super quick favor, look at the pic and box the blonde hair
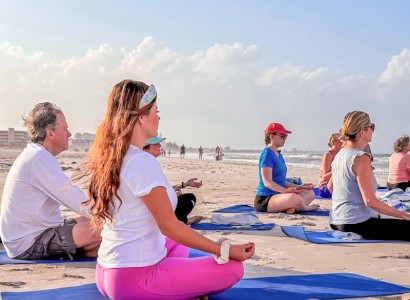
[327,133,341,147]
[393,135,409,153]
[340,111,371,142]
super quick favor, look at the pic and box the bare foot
[305,204,320,211]
[187,216,204,225]
[285,208,296,214]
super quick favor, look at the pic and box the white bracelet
[213,238,231,264]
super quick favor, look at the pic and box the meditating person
[386,135,410,191]
[76,80,255,299]
[318,132,342,198]
[254,122,318,214]
[328,111,410,240]
[143,136,204,224]
[0,102,101,260]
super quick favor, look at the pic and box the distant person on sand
[180,144,186,159]
[387,135,410,191]
[144,136,204,225]
[318,133,342,198]
[198,146,203,160]
[0,102,101,260]
[254,122,318,214]
[76,80,255,299]
[328,111,410,240]
[215,146,223,161]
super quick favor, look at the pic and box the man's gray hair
[23,102,63,143]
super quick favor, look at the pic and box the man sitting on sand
[0,102,101,260]
[144,136,204,224]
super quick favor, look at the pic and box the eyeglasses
[363,123,375,132]
[273,133,288,139]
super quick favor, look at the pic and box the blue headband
[139,85,157,109]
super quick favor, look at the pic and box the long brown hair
[75,80,155,229]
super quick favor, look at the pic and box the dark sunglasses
[363,123,375,131]
[273,133,288,139]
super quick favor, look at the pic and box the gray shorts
[15,218,81,260]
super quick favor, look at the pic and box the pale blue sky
[1,1,409,152]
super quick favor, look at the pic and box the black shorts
[386,180,410,191]
[15,218,81,260]
[254,195,273,212]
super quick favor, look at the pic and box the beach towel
[2,273,409,300]
[0,248,208,265]
[191,222,274,231]
[211,213,262,225]
[281,226,402,244]
[214,204,329,216]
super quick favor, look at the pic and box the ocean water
[182,150,390,176]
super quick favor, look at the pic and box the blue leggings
[96,238,244,299]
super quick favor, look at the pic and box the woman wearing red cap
[255,122,319,214]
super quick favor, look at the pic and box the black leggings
[175,193,196,224]
[330,217,410,241]
[386,180,410,191]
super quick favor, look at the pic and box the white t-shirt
[0,143,88,258]
[97,146,178,268]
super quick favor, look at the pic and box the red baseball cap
[264,122,292,135]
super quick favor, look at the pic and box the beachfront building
[0,128,28,147]
[70,132,95,151]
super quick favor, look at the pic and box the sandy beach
[0,149,409,299]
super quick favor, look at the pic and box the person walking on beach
[254,122,318,214]
[386,135,410,191]
[180,144,186,159]
[76,80,255,299]
[198,146,204,160]
[328,111,410,240]
[318,132,342,198]
[143,136,204,225]
[0,102,101,260]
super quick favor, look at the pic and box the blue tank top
[256,147,287,196]
[330,148,378,225]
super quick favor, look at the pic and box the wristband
[213,238,231,264]
[181,181,186,189]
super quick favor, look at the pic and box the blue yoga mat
[313,187,388,199]
[2,273,409,300]
[313,187,328,200]
[281,226,401,244]
[0,248,208,265]
[191,222,275,231]
[210,272,410,300]
[214,204,329,216]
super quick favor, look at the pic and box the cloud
[379,48,410,84]
[0,40,409,153]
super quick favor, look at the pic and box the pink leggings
[96,238,244,299]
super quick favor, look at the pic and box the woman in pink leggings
[76,80,255,299]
